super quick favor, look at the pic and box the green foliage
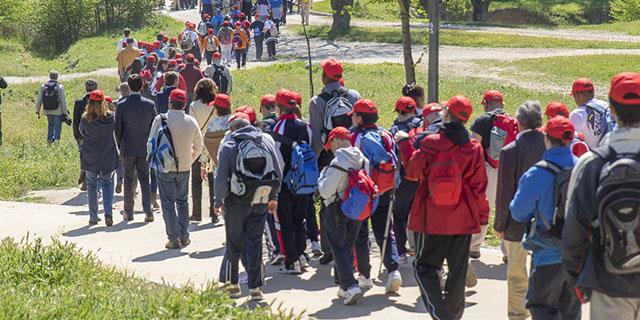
[610,0,640,22]
[442,0,473,20]
[0,237,297,319]
[576,20,640,35]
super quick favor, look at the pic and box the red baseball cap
[275,89,298,109]
[185,53,195,62]
[170,37,177,44]
[203,13,210,19]
[211,93,231,109]
[244,20,251,28]
[481,90,504,105]
[212,52,222,60]
[236,105,257,123]
[234,21,241,27]
[105,96,113,104]
[320,58,343,81]
[323,126,352,150]
[260,94,276,107]
[208,28,214,35]
[228,112,250,123]
[89,90,104,101]
[422,102,443,118]
[153,40,161,48]
[395,96,417,113]
[233,4,238,9]
[571,78,595,96]
[545,101,570,118]
[240,12,246,18]
[146,55,156,63]
[447,95,473,122]
[175,53,183,59]
[544,116,575,142]
[223,20,230,26]
[610,72,640,105]
[348,99,377,116]
[169,89,187,103]
[178,63,186,69]
[163,36,169,43]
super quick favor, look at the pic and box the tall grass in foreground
[0,237,299,319]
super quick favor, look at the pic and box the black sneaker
[165,239,181,249]
[115,181,123,194]
[211,214,220,224]
[88,219,99,226]
[469,251,481,259]
[124,212,134,221]
[189,215,202,222]
[180,237,191,247]
[145,213,154,223]
[319,253,333,265]
[105,216,113,227]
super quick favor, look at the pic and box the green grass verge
[311,0,421,22]
[574,20,640,36]
[0,62,573,199]
[0,16,183,77]
[290,25,640,49]
[0,237,295,319]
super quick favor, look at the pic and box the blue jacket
[155,86,176,114]
[510,146,576,266]
[211,14,224,34]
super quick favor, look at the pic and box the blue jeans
[86,171,115,222]
[46,114,62,142]
[157,171,190,241]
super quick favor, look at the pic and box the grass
[0,16,183,77]
[0,237,296,319]
[483,54,640,89]
[574,20,640,35]
[311,0,420,22]
[290,25,640,49]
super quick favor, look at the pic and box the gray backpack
[229,137,279,205]
[592,146,640,274]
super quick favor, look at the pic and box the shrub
[611,0,640,22]
[584,0,611,24]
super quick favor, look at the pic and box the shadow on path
[471,260,507,281]
[62,221,146,237]
[132,249,189,262]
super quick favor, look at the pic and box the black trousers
[393,177,418,256]
[191,161,214,218]
[277,184,309,267]
[254,35,264,60]
[325,202,362,290]
[526,263,582,320]
[319,202,332,254]
[123,155,152,214]
[305,197,319,242]
[414,233,471,320]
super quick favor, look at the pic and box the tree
[471,0,490,21]
[330,0,354,37]
[397,0,415,84]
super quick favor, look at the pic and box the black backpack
[212,65,229,93]
[591,146,640,274]
[42,83,59,110]
[533,160,572,240]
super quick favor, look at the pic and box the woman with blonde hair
[80,90,119,226]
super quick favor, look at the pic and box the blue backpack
[330,164,379,221]
[147,114,179,173]
[284,142,319,195]
[356,128,397,194]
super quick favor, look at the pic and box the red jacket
[403,131,489,235]
[154,73,187,92]
[179,64,203,94]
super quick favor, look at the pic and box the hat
[223,20,230,26]
[178,63,186,69]
[212,52,222,60]
[571,78,595,96]
[163,36,169,43]
[169,89,187,103]
[323,126,352,151]
[105,96,113,104]
[244,20,251,28]
[545,101,570,118]
[228,112,250,123]
[234,21,241,27]
[481,90,503,105]
[153,40,161,48]
[320,58,343,81]
[236,105,257,123]
[447,95,473,122]
[395,96,417,113]
[211,93,231,109]
[275,89,298,109]
[348,99,377,116]
[610,72,640,105]
[260,94,276,107]
[89,90,104,101]
[233,4,238,9]
[175,53,183,59]
[203,13,210,19]
[208,28,214,35]
[170,37,177,44]
[185,20,192,26]
[185,53,195,62]
[544,116,575,143]
[422,102,442,118]
[240,12,246,18]
[294,92,302,106]
[146,55,156,63]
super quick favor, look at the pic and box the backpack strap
[534,160,562,175]
[200,107,216,133]
[590,145,617,163]
[160,114,179,171]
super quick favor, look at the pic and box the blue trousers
[325,202,362,290]
[158,171,190,241]
[46,114,62,142]
[86,171,114,222]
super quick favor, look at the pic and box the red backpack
[352,128,397,194]
[427,144,463,206]
[332,165,380,221]
[486,113,518,168]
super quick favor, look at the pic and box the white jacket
[318,147,369,206]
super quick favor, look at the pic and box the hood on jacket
[333,147,367,171]
[442,121,470,146]
[231,125,263,143]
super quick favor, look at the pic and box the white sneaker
[398,254,409,265]
[270,253,285,266]
[343,285,363,305]
[337,287,345,298]
[249,288,263,301]
[358,275,373,292]
[279,261,302,275]
[311,241,322,256]
[385,270,403,294]
[299,254,309,269]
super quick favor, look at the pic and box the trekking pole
[378,169,398,279]
[302,21,314,96]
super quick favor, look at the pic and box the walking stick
[378,169,398,278]
[302,21,314,97]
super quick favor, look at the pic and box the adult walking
[35,71,69,144]
[300,0,312,25]
[179,54,204,105]
[203,52,233,94]
[73,79,99,191]
[250,16,265,61]
[79,90,119,227]
[117,38,141,82]
[569,78,613,149]
[115,74,158,222]
[0,76,8,146]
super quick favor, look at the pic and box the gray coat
[494,129,546,242]
[35,80,69,116]
[79,112,119,175]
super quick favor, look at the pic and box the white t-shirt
[569,99,610,149]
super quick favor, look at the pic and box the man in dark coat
[73,79,98,190]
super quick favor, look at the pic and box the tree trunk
[330,0,354,37]
[397,0,415,84]
[472,0,490,21]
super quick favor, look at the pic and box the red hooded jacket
[403,130,489,235]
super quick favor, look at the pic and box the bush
[611,0,640,22]
[584,0,611,24]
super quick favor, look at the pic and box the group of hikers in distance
[28,15,640,320]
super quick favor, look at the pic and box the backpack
[392,116,423,135]
[147,115,179,173]
[355,128,396,194]
[42,83,60,110]
[585,100,615,146]
[229,138,280,205]
[486,112,519,168]
[591,147,640,274]
[267,23,279,37]
[232,32,243,50]
[427,144,462,206]
[180,32,194,51]
[198,21,208,36]
[206,37,218,52]
[319,90,353,143]
[530,160,572,242]
[330,164,379,221]
[284,142,319,195]
[211,64,229,93]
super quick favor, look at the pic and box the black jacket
[0,77,7,106]
[494,130,546,241]
[79,112,119,175]
[73,94,90,141]
[115,93,157,157]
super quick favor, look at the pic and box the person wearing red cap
[509,115,580,319]
[197,13,213,37]
[203,51,233,94]
[231,4,242,22]
[469,89,516,260]
[493,101,546,320]
[179,53,204,106]
[317,126,369,305]
[231,21,249,70]
[149,88,203,249]
[544,101,589,158]
[202,28,221,65]
[79,89,119,227]
[259,94,278,131]
[249,15,266,61]
[569,77,614,149]
[263,14,279,60]
[218,20,234,66]
[199,0,214,17]
[163,37,183,58]
[404,95,489,320]
[180,22,202,63]
[564,72,640,318]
